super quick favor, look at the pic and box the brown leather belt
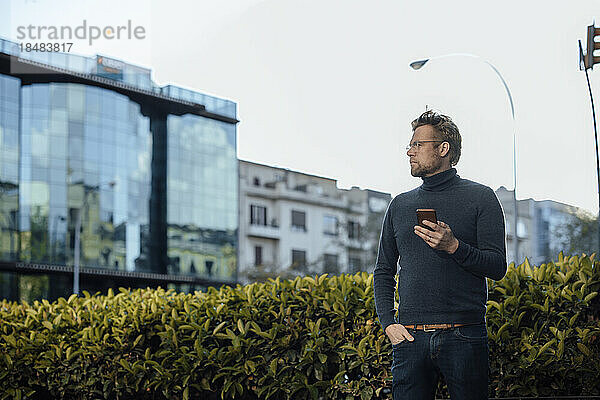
[403,323,469,332]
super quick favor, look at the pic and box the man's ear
[439,142,451,157]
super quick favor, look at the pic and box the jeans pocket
[454,323,488,340]
[392,337,414,350]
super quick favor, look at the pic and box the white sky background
[2,0,600,214]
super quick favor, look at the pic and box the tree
[552,209,598,257]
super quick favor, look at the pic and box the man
[373,110,507,399]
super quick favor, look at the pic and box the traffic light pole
[579,39,600,254]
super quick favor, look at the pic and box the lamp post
[410,53,519,264]
[51,215,66,262]
[73,181,115,295]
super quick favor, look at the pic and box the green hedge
[486,253,600,397]
[0,253,599,400]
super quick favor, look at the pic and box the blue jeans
[391,323,489,400]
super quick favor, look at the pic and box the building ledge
[0,260,236,287]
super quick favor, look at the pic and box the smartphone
[416,209,437,231]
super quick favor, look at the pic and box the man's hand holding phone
[414,209,459,254]
[385,323,414,345]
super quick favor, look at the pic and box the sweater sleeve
[450,187,507,281]
[373,201,399,332]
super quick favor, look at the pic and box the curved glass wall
[167,115,237,282]
[19,82,151,271]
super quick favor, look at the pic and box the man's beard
[410,157,443,178]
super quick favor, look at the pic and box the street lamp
[73,181,115,295]
[410,53,520,264]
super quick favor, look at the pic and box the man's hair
[411,110,462,166]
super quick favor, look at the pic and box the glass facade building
[0,38,238,301]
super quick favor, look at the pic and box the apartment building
[496,186,588,265]
[238,160,390,283]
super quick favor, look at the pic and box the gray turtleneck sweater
[373,168,507,332]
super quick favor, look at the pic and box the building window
[168,256,181,274]
[254,245,263,266]
[253,177,260,186]
[349,256,361,273]
[291,249,306,269]
[517,219,527,238]
[324,253,339,274]
[323,215,338,236]
[250,205,267,226]
[294,184,307,192]
[348,220,360,239]
[291,210,306,231]
[205,260,214,276]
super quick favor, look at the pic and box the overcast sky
[2,0,600,214]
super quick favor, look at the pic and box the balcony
[344,237,364,250]
[247,222,280,240]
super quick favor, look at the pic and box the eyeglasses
[405,140,444,151]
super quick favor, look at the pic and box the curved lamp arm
[410,53,514,120]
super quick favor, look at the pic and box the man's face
[406,125,446,178]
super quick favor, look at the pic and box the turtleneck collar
[420,168,459,191]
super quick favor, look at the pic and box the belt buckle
[423,325,436,332]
